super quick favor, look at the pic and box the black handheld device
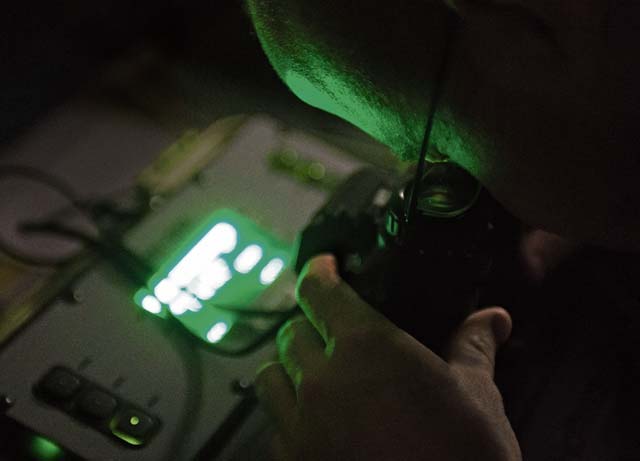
[294,163,516,353]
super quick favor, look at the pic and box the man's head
[247,0,640,250]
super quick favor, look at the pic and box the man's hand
[255,254,522,461]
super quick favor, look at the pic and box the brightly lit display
[134,209,291,344]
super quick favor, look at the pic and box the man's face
[248,0,640,250]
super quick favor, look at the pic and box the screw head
[0,395,15,412]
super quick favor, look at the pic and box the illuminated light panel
[141,295,162,314]
[260,258,285,285]
[134,209,292,345]
[233,244,263,274]
[206,322,229,343]
[168,222,237,287]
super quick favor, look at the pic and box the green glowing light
[285,71,345,120]
[134,209,292,345]
[129,416,140,426]
[233,244,263,274]
[110,419,144,447]
[29,436,62,460]
[284,70,385,147]
[206,322,229,343]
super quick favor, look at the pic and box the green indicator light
[110,419,144,447]
[29,436,62,460]
[134,209,292,344]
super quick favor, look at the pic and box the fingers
[296,254,382,343]
[277,317,326,389]
[445,307,512,379]
[255,362,297,438]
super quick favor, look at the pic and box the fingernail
[491,311,512,345]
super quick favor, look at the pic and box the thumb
[445,307,512,378]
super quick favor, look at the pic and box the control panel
[0,115,371,460]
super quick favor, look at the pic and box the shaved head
[248,0,640,250]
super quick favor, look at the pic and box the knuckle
[465,332,496,368]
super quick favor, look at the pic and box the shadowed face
[248,0,640,250]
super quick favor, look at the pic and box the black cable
[0,165,89,266]
[404,13,460,233]
[0,165,82,207]
[0,164,148,267]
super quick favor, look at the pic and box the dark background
[1,0,360,146]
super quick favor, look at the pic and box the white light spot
[188,278,216,301]
[154,278,179,303]
[260,258,285,285]
[168,223,237,287]
[141,295,162,314]
[169,293,202,316]
[206,322,229,343]
[199,258,232,290]
[233,245,263,274]
[208,223,238,253]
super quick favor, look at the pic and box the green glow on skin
[29,436,63,460]
[284,70,385,146]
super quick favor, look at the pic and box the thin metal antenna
[404,13,460,237]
